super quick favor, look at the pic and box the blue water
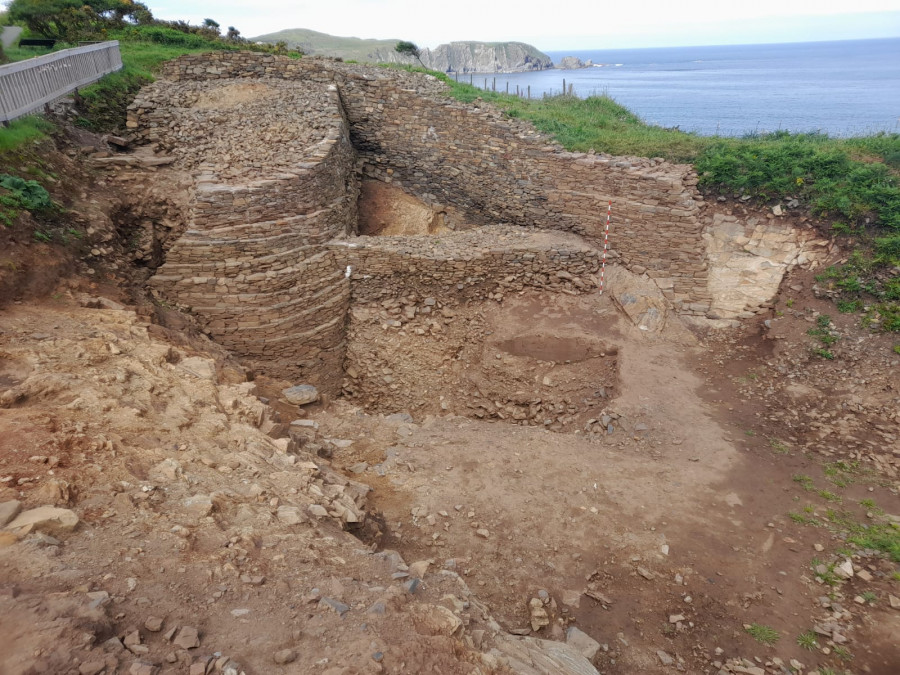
[460,38,900,137]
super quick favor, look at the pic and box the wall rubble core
[128,52,723,391]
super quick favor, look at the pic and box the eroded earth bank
[1,54,898,675]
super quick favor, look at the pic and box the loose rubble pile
[0,298,614,675]
[342,294,618,431]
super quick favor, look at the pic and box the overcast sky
[70,1,900,48]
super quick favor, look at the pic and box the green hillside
[251,28,403,62]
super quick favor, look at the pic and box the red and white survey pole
[599,200,611,295]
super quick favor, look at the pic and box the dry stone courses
[128,52,812,393]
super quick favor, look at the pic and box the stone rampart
[129,52,720,392]
[150,52,710,315]
[133,77,358,391]
[330,226,602,302]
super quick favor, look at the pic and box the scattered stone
[102,637,124,653]
[129,662,156,675]
[273,649,297,665]
[657,650,674,666]
[834,559,854,579]
[566,626,601,660]
[173,626,200,649]
[528,597,550,631]
[282,384,319,405]
[241,574,265,586]
[276,505,305,526]
[79,661,106,675]
[669,614,685,624]
[182,495,214,520]
[476,528,490,538]
[148,458,182,482]
[637,566,655,580]
[144,616,164,632]
[561,589,582,608]
[409,560,431,578]
[319,597,350,616]
[856,569,873,582]
[307,504,328,518]
[3,506,78,535]
[889,594,900,610]
[0,500,32,530]
[231,608,251,617]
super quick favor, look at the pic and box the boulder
[605,266,668,333]
[0,500,22,528]
[4,506,78,535]
[282,384,319,406]
[492,633,601,675]
[566,626,602,660]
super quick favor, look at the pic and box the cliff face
[251,28,554,73]
[351,41,554,73]
[420,41,553,73]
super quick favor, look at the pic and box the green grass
[769,438,789,454]
[824,460,859,487]
[789,511,821,526]
[818,489,843,503]
[796,630,818,650]
[811,558,841,586]
[0,116,55,153]
[3,42,77,63]
[793,474,815,491]
[833,646,853,662]
[745,623,780,645]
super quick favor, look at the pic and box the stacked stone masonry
[130,52,713,391]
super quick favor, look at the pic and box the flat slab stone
[4,506,78,535]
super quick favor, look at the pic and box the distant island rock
[251,28,553,73]
[555,56,594,70]
[419,42,553,73]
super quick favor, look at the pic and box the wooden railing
[0,41,122,123]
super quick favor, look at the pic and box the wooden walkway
[0,41,122,123]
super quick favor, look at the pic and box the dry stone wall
[330,226,602,302]
[131,77,358,391]
[154,52,711,315]
[130,52,721,392]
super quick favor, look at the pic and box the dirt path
[323,288,900,674]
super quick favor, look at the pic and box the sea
[459,38,900,137]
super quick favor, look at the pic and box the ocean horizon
[461,37,900,137]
